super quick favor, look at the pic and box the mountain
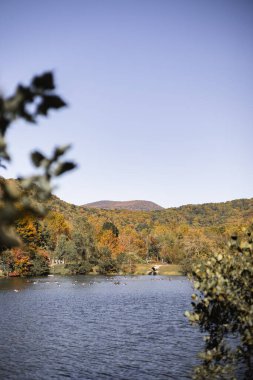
[82,200,164,211]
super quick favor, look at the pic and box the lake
[0,275,203,380]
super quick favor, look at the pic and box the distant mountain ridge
[82,200,164,211]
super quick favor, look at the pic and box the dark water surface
[0,275,203,380]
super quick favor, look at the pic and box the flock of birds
[12,274,170,293]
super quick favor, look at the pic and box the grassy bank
[1,264,183,277]
[49,263,183,276]
[49,264,69,275]
[131,263,182,276]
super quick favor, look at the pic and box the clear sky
[0,0,252,208]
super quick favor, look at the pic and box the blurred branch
[0,71,76,248]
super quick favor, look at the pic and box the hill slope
[1,177,253,277]
[82,200,164,211]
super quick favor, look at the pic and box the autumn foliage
[1,187,252,277]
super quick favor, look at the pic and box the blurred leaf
[4,183,20,200]
[32,72,55,90]
[0,117,9,135]
[31,151,46,167]
[53,144,71,160]
[54,161,76,176]
[16,85,34,102]
[0,226,22,248]
[37,95,66,115]
[19,108,36,123]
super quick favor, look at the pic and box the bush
[65,261,92,275]
[186,226,253,379]
[97,257,120,275]
[29,253,50,276]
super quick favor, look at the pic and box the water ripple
[0,276,203,379]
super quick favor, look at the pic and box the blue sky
[0,0,252,207]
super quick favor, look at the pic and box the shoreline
[49,263,183,277]
[0,264,183,278]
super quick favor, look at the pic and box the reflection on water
[0,276,203,380]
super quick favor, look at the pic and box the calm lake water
[0,275,203,380]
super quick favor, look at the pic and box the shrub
[185,226,253,379]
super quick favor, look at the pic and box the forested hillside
[0,177,252,277]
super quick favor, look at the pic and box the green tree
[97,247,120,275]
[102,221,119,237]
[54,234,74,261]
[29,251,50,276]
[0,249,15,275]
[72,217,97,261]
[147,236,160,261]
